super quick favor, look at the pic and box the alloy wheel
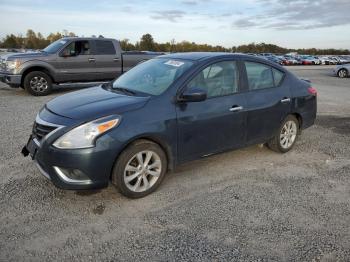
[30,76,48,92]
[338,69,347,78]
[124,150,162,193]
[280,120,297,149]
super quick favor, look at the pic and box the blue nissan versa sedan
[22,53,317,198]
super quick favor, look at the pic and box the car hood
[0,53,16,60]
[46,86,150,120]
[5,51,49,61]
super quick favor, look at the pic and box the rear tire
[24,71,53,96]
[337,69,348,78]
[267,115,299,153]
[111,139,167,198]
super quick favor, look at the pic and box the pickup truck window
[62,41,91,56]
[95,40,116,55]
[112,58,193,95]
[43,39,68,54]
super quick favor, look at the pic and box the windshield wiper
[112,86,136,96]
[102,81,112,89]
[102,82,136,96]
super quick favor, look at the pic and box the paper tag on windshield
[164,60,184,67]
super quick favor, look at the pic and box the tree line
[0,29,76,50]
[1,29,349,55]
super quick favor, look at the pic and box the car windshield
[43,39,69,53]
[112,58,193,95]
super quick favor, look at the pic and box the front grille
[32,122,57,141]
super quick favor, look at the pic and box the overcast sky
[1,0,350,49]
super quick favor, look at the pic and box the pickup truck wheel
[111,139,167,198]
[24,71,53,96]
[267,115,299,153]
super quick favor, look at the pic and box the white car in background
[313,57,322,65]
[282,55,300,65]
[330,56,342,65]
[319,56,332,65]
[299,55,321,65]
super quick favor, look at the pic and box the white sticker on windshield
[164,60,184,67]
[59,40,67,44]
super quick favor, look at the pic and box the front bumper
[22,114,124,190]
[0,72,22,87]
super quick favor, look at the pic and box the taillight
[308,87,317,96]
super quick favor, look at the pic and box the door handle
[229,106,243,112]
[280,98,291,103]
[113,58,120,62]
[88,58,95,62]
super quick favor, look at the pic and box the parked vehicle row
[253,53,350,78]
[249,53,350,66]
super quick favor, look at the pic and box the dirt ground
[0,66,349,261]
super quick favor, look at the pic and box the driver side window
[188,61,239,98]
[62,41,91,56]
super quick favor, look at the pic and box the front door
[55,40,98,82]
[176,60,247,163]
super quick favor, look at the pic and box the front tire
[267,115,299,153]
[111,139,167,198]
[24,71,53,96]
[337,69,348,78]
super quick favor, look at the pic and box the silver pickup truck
[0,37,163,96]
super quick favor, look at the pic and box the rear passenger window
[245,62,274,90]
[272,68,284,86]
[95,40,116,55]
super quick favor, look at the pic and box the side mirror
[178,87,207,102]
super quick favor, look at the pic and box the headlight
[53,116,120,149]
[6,60,21,70]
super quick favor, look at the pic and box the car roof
[159,52,239,61]
[159,52,268,62]
[61,37,115,41]
[158,52,285,70]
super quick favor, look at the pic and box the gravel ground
[0,66,349,261]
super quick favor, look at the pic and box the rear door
[55,40,98,82]
[176,60,247,163]
[91,40,122,80]
[242,60,291,144]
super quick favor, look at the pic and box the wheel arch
[290,112,303,131]
[337,67,348,74]
[110,135,175,180]
[21,66,54,87]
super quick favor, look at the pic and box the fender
[120,133,176,171]
[19,60,58,82]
